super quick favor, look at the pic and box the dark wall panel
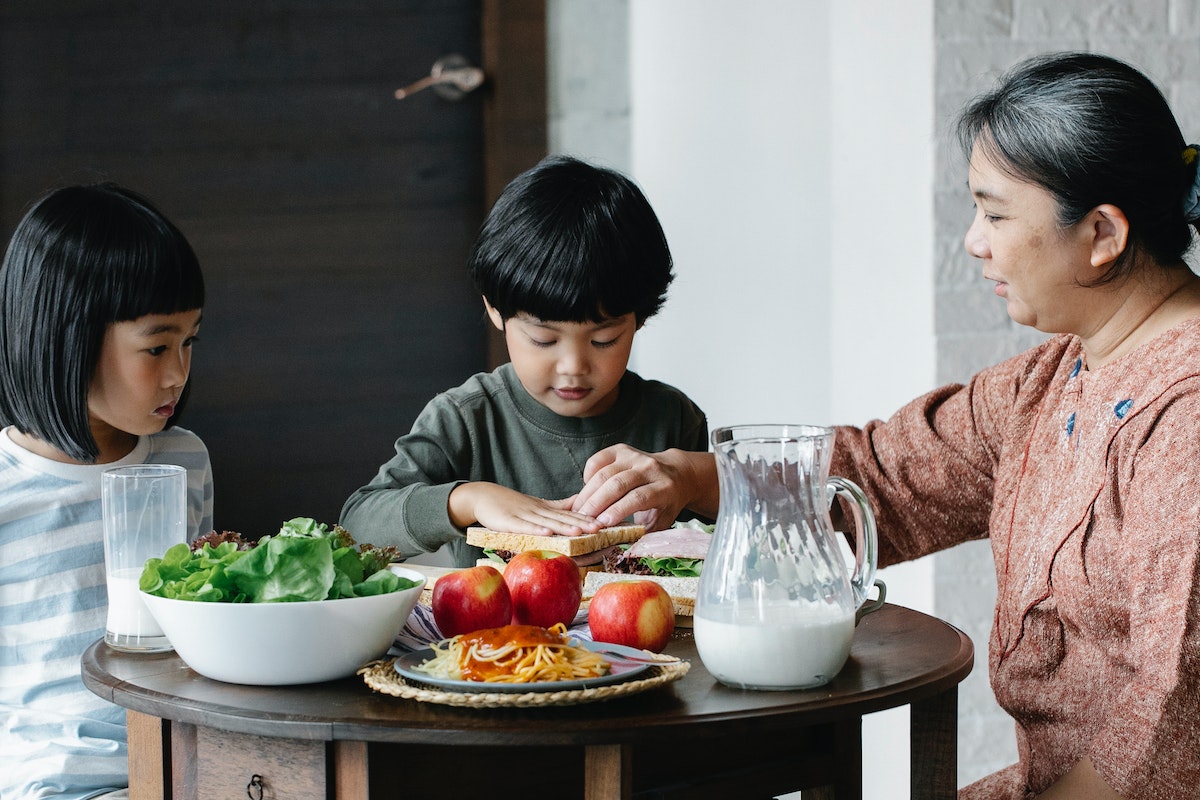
[0,1,490,536]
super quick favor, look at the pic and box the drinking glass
[102,464,187,652]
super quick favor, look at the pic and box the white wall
[627,2,833,429]
[828,1,937,793]
[622,1,935,797]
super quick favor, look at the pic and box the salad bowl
[142,565,425,685]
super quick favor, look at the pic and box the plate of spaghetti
[394,622,651,693]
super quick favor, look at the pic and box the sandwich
[467,524,647,577]
[582,521,713,623]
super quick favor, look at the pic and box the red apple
[588,580,675,653]
[503,550,583,628]
[431,565,513,638]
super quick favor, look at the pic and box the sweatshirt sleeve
[1087,386,1200,798]
[827,348,1040,567]
[339,393,474,559]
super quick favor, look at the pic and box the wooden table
[82,603,972,800]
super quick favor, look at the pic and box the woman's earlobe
[1089,204,1129,268]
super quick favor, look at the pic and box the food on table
[584,572,699,619]
[431,564,513,637]
[413,622,609,683]
[139,517,416,602]
[188,530,255,551]
[584,521,713,619]
[602,520,711,577]
[468,523,646,577]
[503,550,584,628]
[587,579,675,652]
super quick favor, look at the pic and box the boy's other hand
[449,482,603,537]
[572,446,719,531]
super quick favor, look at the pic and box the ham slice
[571,544,621,567]
[624,527,712,561]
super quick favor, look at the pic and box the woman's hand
[448,482,602,536]
[570,445,719,530]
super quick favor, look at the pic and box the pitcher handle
[827,476,879,612]
[855,579,887,624]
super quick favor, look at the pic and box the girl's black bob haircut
[468,155,674,324]
[0,183,205,462]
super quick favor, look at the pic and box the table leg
[910,687,958,800]
[799,718,861,800]
[126,711,169,800]
[584,743,632,800]
[331,741,370,800]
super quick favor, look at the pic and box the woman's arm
[570,445,719,530]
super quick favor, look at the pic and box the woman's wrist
[678,450,719,518]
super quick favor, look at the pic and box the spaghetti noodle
[413,623,609,683]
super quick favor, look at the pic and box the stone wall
[933,0,1200,784]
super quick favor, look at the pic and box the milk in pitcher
[695,602,855,690]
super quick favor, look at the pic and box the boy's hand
[449,482,603,537]
[571,445,719,530]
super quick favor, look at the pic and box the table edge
[82,603,975,746]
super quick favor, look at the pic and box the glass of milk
[102,464,187,652]
[695,425,884,690]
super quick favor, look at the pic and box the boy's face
[486,301,638,418]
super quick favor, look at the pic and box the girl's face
[963,144,1098,333]
[88,309,202,449]
[486,302,637,418]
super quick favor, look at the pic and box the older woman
[571,53,1200,799]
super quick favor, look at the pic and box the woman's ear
[482,297,505,331]
[1088,204,1130,269]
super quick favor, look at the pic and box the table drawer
[172,724,327,800]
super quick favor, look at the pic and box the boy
[340,156,708,567]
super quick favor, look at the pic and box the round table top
[82,603,973,748]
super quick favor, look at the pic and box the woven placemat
[359,654,690,708]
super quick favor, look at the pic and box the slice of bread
[476,557,605,576]
[465,524,646,558]
[582,571,698,617]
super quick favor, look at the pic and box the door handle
[394,54,485,101]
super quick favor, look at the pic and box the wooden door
[0,1,544,536]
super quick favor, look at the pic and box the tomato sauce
[458,624,564,681]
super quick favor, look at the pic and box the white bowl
[141,565,425,685]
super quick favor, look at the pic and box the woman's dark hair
[957,52,1199,283]
[0,183,205,462]
[468,155,674,324]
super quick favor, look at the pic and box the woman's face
[963,144,1097,333]
[88,309,202,447]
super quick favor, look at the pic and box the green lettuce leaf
[638,555,705,578]
[140,517,416,603]
[224,535,335,602]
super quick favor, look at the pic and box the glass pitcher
[694,424,885,690]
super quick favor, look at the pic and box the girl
[0,184,213,799]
